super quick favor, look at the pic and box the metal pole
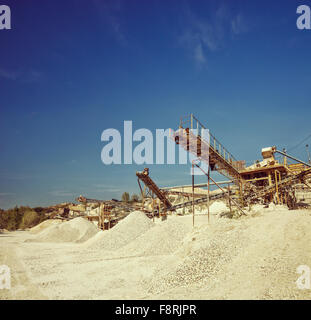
[108,209,111,230]
[207,166,210,223]
[192,159,246,215]
[152,192,154,222]
[276,149,311,168]
[99,203,102,230]
[303,181,311,191]
[282,148,287,166]
[275,170,280,204]
[278,171,283,204]
[228,184,232,214]
[306,144,311,164]
[192,163,195,227]
[161,180,234,190]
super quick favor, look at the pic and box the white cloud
[92,184,121,193]
[179,4,248,67]
[231,14,248,35]
[66,159,78,165]
[23,70,43,83]
[0,68,19,80]
[49,190,75,197]
[0,171,35,180]
[0,68,43,82]
[194,42,206,65]
[0,192,15,197]
[92,0,127,46]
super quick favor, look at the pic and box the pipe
[161,180,234,190]
[275,149,311,168]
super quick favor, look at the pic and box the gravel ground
[29,219,63,235]
[25,217,99,243]
[1,206,311,300]
[84,210,154,251]
[115,215,194,257]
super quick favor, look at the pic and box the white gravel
[116,215,194,257]
[85,210,154,251]
[26,217,99,243]
[2,204,311,300]
[29,219,63,235]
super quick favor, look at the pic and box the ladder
[171,114,244,183]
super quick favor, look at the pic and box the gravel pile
[29,219,63,235]
[26,217,99,243]
[144,218,247,294]
[85,210,154,251]
[117,216,193,256]
[208,201,229,214]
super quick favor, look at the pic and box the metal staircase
[171,114,244,183]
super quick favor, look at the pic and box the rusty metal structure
[76,195,143,229]
[135,114,311,222]
[136,168,172,209]
[76,114,311,228]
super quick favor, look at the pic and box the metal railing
[179,114,242,171]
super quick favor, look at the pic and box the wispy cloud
[0,193,16,207]
[23,70,43,83]
[0,68,43,82]
[179,4,248,67]
[0,68,19,80]
[194,42,206,65]
[66,159,78,165]
[92,184,121,193]
[49,190,75,197]
[231,14,248,35]
[92,0,127,46]
[0,171,36,180]
[0,192,15,197]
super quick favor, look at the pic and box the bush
[131,194,139,202]
[0,206,47,230]
[122,192,130,203]
[19,210,46,229]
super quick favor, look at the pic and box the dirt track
[1,206,311,300]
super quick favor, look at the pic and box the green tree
[131,194,139,202]
[121,192,130,203]
[0,205,47,231]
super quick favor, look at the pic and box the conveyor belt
[136,168,172,208]
[170,190,228,210]
[246,167,311,202]
[171,115,243,183]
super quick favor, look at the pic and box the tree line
[121,192,140,203]
[0,206,48,231]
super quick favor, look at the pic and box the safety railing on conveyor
[179,114,239,167]
[175,114,244,180]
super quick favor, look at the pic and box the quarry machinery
[81,114,311,223]
[76,195,144,228]
[136,168,172,219]
[140,114,311,213]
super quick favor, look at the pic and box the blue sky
[1,0,311,209]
